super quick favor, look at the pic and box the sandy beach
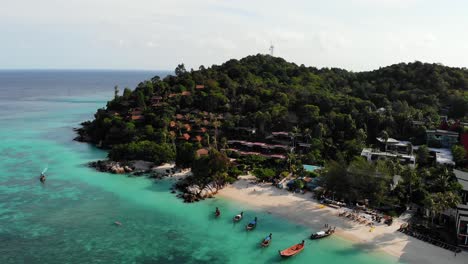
[218,179,467,264]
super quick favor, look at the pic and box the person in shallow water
[39,173,46,183]
[215,207,220,216]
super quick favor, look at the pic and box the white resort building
[361,138,416,167]
[454,169,468,248]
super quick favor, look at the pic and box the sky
[1,0,468,71]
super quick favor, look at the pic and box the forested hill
[79,54,468,164]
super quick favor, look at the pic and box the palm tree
[380,130,389,151]
[213,118,221,149]
[303,128,312,143]
[177,121,183,136]
[291,126,301,151]
[286,152,297,174]
[433,167,451,192]
[169,131,176,150]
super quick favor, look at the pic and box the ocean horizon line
[0,68,172,72]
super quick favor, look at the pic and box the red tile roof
[181,133,190,141]
[131,115,144,121]
[170,121,176,128]
[195,85,205,89]
[196,148,209,156]
[181,91,191,96]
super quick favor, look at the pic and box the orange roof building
[196,148,209,156]
[181,91,192,96]
[195,84,205,89]
[131,115,144,121]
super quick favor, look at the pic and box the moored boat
[233,211,243,222]
[246,217,257,231]
[310,228,335,239]
[279,240,305,258]
[261,233,272,247]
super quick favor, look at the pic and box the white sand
[218,179,467,264]
[152,163,192,178]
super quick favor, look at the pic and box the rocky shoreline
[87,159,222,202]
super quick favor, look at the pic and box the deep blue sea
[0,70,401,263]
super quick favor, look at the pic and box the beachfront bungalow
[296,143,312,154]
[227,140,289,155]
[453,169,468,247]
[426,129,459,148]
[225,148,286,160]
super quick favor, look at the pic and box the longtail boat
[246,217,257,231]
[278,241,305,258]
[310,228,335,239]
[261,233,272,247]
[233,212,243,222]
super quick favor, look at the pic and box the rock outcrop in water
[175,179,225,203]
[88,160,134,174]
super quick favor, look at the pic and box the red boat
[278,241,305,258]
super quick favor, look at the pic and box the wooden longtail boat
[310,229,335,239]
[246,217,257,231]
[261,234,272,247]
[278,241,305,258]
[233,212,243,222]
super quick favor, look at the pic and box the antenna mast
[269,42,274,56]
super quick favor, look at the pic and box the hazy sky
[1,0,467,71]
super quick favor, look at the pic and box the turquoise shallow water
[0,71,402,263]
